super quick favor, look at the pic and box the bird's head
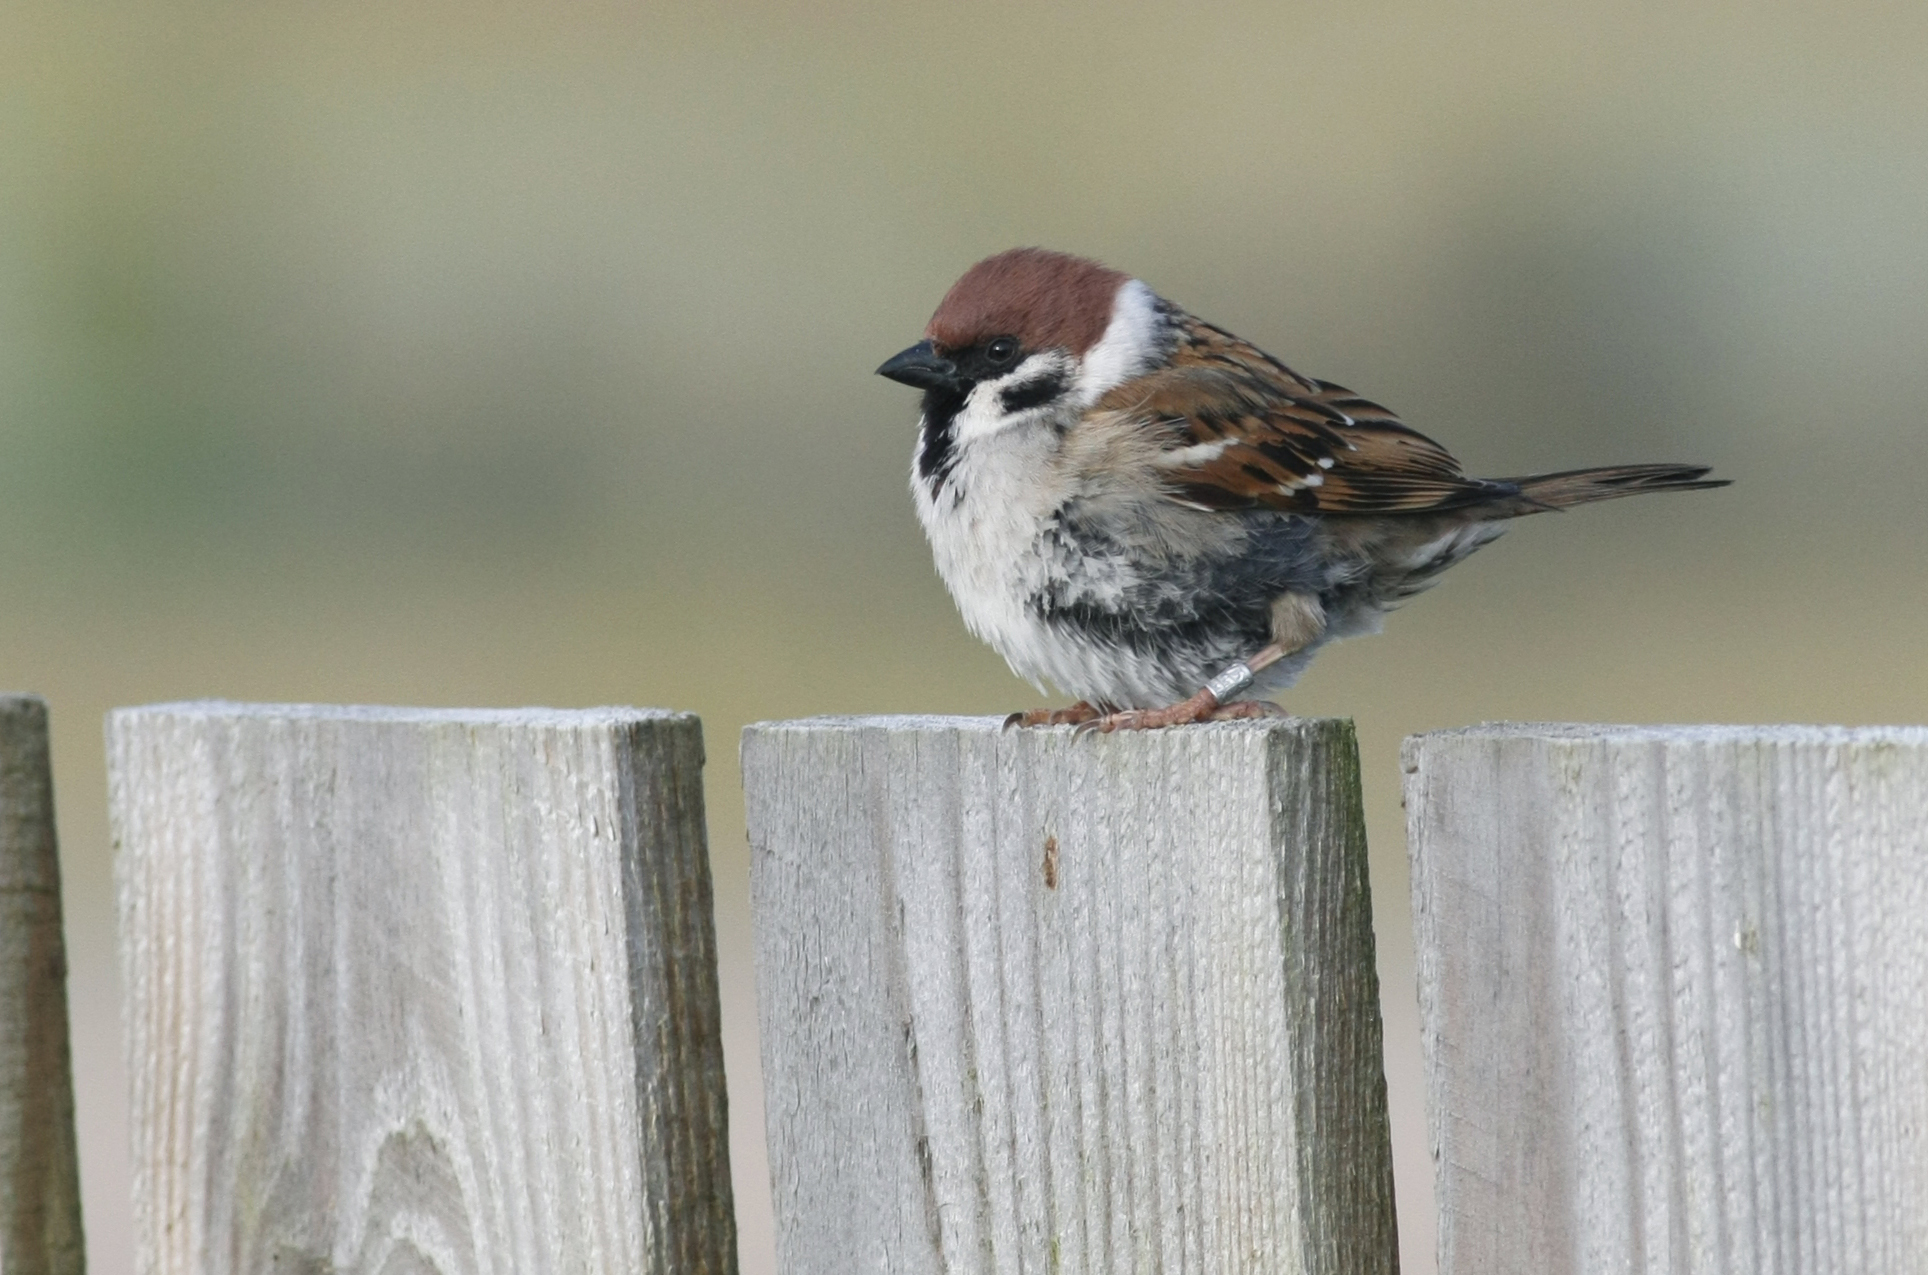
[877,248,1170,434]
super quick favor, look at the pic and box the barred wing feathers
[1114,315,1724,517]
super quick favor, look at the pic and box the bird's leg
[1003,700,1107,729]
[1079,592,1325,734]
[1078,643,1292,733]
[1206,698,1291,721]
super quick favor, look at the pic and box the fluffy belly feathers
[912,428,1313,707]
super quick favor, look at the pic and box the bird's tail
[1487,463,1728,516]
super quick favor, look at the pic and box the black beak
[876,340,962,393]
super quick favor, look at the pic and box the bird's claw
[1075,693,1286,734]
[1076,688,1217,734]
[1003,701,1105,730]
[1206,699,1290,721]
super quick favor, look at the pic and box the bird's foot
[1076,689,1284,734]
[1078,688,1216,733]
[1206,699,1290,721]
[1003,701,1105,729]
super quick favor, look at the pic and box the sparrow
[877,248,1728,732]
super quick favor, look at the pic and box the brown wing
[1103,316,1514,515]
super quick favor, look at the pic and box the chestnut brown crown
[925,248,1129,355]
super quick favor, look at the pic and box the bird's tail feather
[1489,463,1728,516]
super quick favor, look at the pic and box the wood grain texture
[1404,724,1928,1275]
[743,716,1397,1275]
[109,702,735,1275]
[0,696,85,1275]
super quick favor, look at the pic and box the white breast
[911,432,1178,705]
[909,276,1188,705]
[912,394,1077,693]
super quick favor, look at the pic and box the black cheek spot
[1000,372,1070,415]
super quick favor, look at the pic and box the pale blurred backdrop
[5,1,1927,1270]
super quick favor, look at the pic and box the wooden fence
[1404,724,1928,1274]
[107,703,735,1274]
[0,696,84,1275]
[0,698,1918,1272]
[741,716,1397,1275]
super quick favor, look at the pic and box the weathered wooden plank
[0,696,85,1275]
[743,715,1397,1275]
[1404,723,1928,1274]
[109,702,736,1275]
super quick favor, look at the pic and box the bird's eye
[985,336,1020,365]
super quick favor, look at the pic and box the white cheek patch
[1074,278,1162,404]
[951,383,1013,447]
[952,352,1074,445]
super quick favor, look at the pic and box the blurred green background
[5,1,1926,1270]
